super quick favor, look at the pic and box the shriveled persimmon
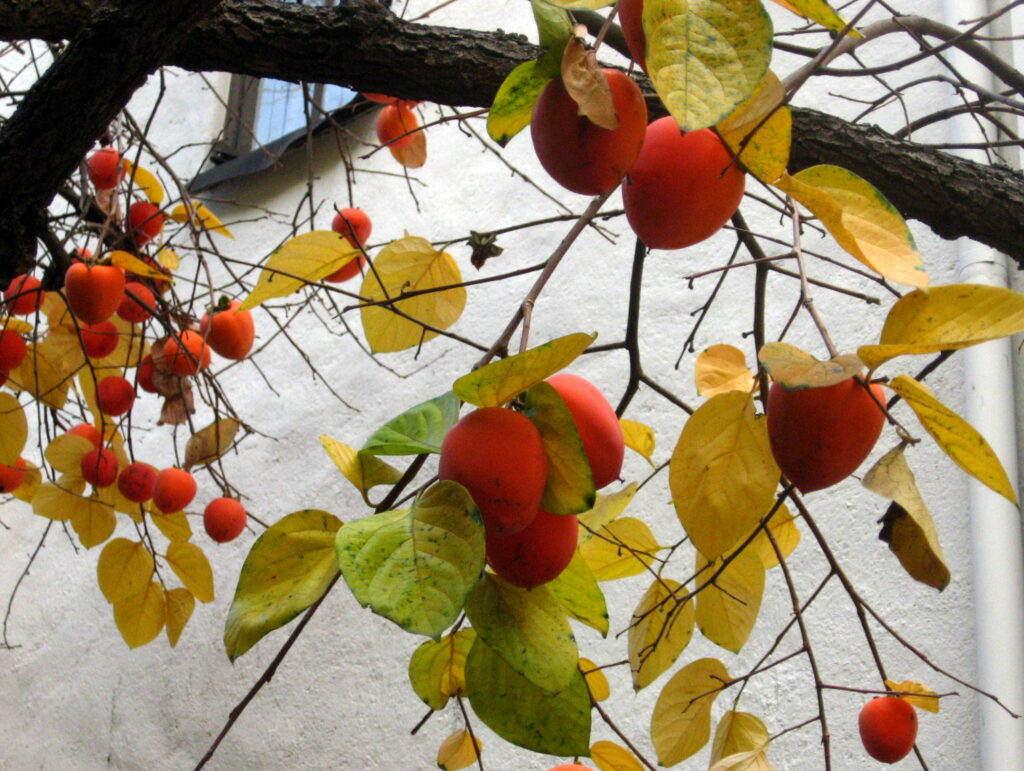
[547,373,624,489]
[64,262,126,325]
[152,467,197,513]
[486,509,579,588]
[438,407,548,535]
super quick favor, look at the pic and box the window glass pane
[254,79,309,145]
[322,84,358,114]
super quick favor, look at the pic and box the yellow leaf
[242,231,359,310]
[409,628,476,710]
[8,341,73,409]
[166,542,215,603]
[319,435,402,501]
[716,70,791,184]
[709,748,773,771]
[628,578,695,690]
[579,516,660,581]
[757,341,863,389]
[487,60,551,145]
[359,236,465,353]
[71,494,116,548]
[710,711,770,767]
[149,510,192,542]
[0,393,27,465]
[388,127,427,168]
[669,391,779,559]
[108,250,173,283]
[891,374,1016,504]
[696,344,755,397]
[778,166,928,288]
[620,418,655,464]
[184,418,242,470]
[124,159,165,204]
[170,202,234,238]
[751,504,800,570]
[770,0,860,36]
[695,544,766,652]
[0,317,32,335]
[437,729,482,771]
[862,445,950,590]
[31,476,86,521]
[11,459,41,504]
[580,657,610,701]
[859,284,1024,369]
[591,740,645,771]
[97,539,154,603]
[453,333,596,407]
[44,433,92,474]
[884,679,941,713]
[113,580,166,648]
[157,248,180,271]
[165,587,195,648]
[578,483,638,541]
[651,657,731,765]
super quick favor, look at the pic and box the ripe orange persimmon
[325,207,371,282]
[859,696,918,763]
[530,69,647,196]
[4,274,44,316]
[116,281,156,323]
[79,321,119,359]
[64,262,126,325]
[617,0,646,73]
[200,300,255,360]
[0,329,27,372]
[128,201,164,245]
[81,448,118,488]
[0,457,28,493]
[438,407,548,535]
[767,378,886,493]
[622,119,746,249]
[376,102,419,149]
[136,353,157,393]
[67,423,102,449]
[547,373,624,489]
[117,462,158,503]
[204,497,247,543]
[152,468,197,513]
[154,330,210,376]
[86,147,125,190]
[486,509,579,588]
[96,376,136,417]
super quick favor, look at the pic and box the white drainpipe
[943,1,1024,768]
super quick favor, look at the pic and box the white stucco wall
[0,2,1015,769]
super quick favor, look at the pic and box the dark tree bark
[0,0,1022,277]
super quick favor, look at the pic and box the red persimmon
[0,457,28,494]
[64,262,126,325]
[4,274,44,316]
[117,462,158,503]
[96,376,136,417]
[0,329,27,372]
[81,448,118,488]
[199,300,255,360]
[80,321,119,359]
[86,147,125,190]
[203,497,248,543]
[152,468,197,513]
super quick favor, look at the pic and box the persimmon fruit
[622,119,746,249]
[79,321,119,359]
[0,329,27,372]
[96,376,136,417]
[64,262,126,324]
[81,448,118,488]
[859,696,918,763]
[67,423,102,449]
[152,468,197,513]
[0,457,28,493]
[4,274,44,316]
[128,201,164,245]
[438,407,548,535]
[325,207,371,282]
[203,497,247,543]
[136,354,157,394]
[530,68,647,196]
[767,378,886,493]
[486,509,579,588]
[86,147,125,190]
[200,300,255,360]
[617,0,647,72]
[547,373,624,489]
[154,330,210,376]
[117,462,158,503]
[376,103,419,149]
[116,281,156,323]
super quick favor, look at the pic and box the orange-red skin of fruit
[487,509,579,588]
[117,462,158,503]
[623,120,746,249]
[767,378,886,494]
[96,376,136,417]
[80,321,119,359]
[204,497,248,543]
[0,457,28,493]
[86,147,125,190]
[547,373,625,489]
[128,201,164,245]
[438,407,548,536]
[68,423,102,449]
[617,0,647,73]
[64,262,126,325]
[116,282,156,323]
[531,69,648,196]
[326,207,372,282]
[0,329,27,371]
[859,696,918,764]
[155,330,211,376]
[81,448,118,488]
[152,468,197,513]
[376,103,419,149]
[136,354,157,394]
[200,301,255,360]
[324,255,366,283]
[4,274,44,316]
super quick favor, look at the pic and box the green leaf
[224,509,343,661]
[532,0,574,78]
[644,0,774,131]
[335,481,485,637]
[523,382,595,515]
[546,551,609,637]
[466,636,591,756]
[408,628,477,710]
[487,61,551,146]
[464,573,578,692]
[362,391,461,456]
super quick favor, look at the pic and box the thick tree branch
[1,0,1023,269]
